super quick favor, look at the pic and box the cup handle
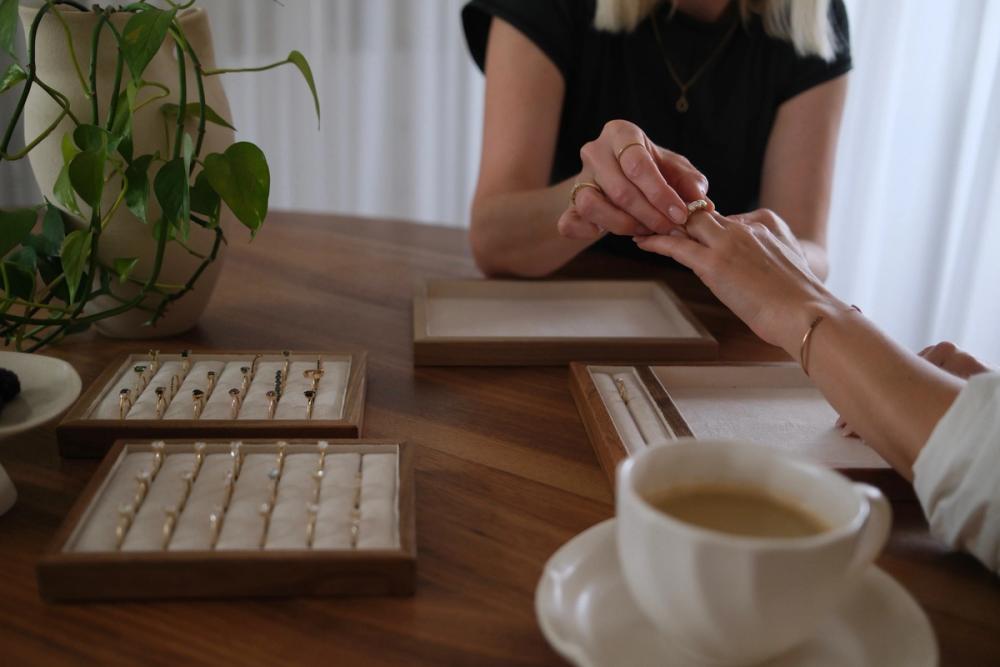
[847,483,892,578]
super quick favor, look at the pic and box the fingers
[682,210,728,245]
[633,232,711,274]
[919,341,956,367]
[581,138,673,231]
[557,207,604,241]
[918,340,992,379]
[570,184,649,236]
[616,142,690,230]
[651,146,710,203]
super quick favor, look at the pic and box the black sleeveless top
[462,0,852,259]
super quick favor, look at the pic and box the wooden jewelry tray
[569,362,912,499]
[56,349,367,458]
[413,280,717,366]
[38,439,416,601]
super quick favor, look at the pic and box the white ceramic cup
[617,439,892,666]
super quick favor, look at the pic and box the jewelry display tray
[413,280,717,366]
[569,362,913,500]
[38,439,416,601]
[56,350,366,458]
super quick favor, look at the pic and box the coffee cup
[617,439,892,666]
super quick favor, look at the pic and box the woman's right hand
[557,120,711,241]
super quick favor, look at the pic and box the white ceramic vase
[18,6,235,338]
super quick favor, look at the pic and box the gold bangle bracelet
[800,305,862,377]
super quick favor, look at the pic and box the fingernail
[668,229,685,237]
[668,206,686,225]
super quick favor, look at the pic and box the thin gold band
[570,181,603,207]
[615,141,646,163]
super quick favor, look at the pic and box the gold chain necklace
[650,12,739,113]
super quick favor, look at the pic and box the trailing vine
[0,0,319,351]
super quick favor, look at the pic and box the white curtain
[2,1,998,363]
[201,0,484,227]
[831,0,1000,364]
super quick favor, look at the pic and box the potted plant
[0,0,319,350]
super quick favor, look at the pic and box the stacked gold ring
[570,181,603,208]
[615,141,646,163]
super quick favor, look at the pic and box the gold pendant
[676,96,689,113]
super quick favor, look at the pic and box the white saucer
[536,519,937,667]
[0,351,81,439]
[0,351,82,515]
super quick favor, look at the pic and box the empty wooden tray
[37,438,416,601]
[413,280,717,365]
[57,349,367,458]
[570,362,911,499]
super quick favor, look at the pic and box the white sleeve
[913,372,1000,572]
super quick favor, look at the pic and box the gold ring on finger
[570,181,603,208]
[615,141,646,163]
[686,199,709,214]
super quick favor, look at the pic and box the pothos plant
[0,0,319,351]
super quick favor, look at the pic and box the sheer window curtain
[1,1,997,362]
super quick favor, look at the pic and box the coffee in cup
[617,439,891,666]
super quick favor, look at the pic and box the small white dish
[0,351,81,438]
[0,351,82,515]
[536,519,937,667]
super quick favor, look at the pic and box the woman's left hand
[633,208,837,354]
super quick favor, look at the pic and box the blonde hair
[594,0,839,61]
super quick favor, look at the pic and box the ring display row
[68,441,398,552]
[593,369,672,453]
[89,351,350,421]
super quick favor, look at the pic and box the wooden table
[2,212,997,666]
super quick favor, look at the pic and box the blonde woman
[462,0,851,278]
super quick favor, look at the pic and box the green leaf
[60,229,92,305]
[0,0,17,60]
[160,102,236,131]
[68,150,107,210]
[0,208,38,259]
[25,202,65,256]
[2,261,35,300]
[153,157,190,240]
[73,125,110,154]
[0,62,26,94]
[112,257,138,284]
[202,142,270,235]
[190,170,220,219]
[61,131,80,164]
[6,245,36,272]
[53,165,82,216]
[120,7,177,80]
[287,51,320,128]
[124,154,154,223]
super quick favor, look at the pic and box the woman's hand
[558,120,711,241]
[835,341,993,437]
[918,341,993,379]
[633,208,840,353]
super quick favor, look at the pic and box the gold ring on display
[229,388,242,419]
[304,390,316,419]
[192,389,205,419]
[154,387,168,418]
[305,503,319,548]
[118,388,132,420]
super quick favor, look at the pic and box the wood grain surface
[1,211,997,666]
